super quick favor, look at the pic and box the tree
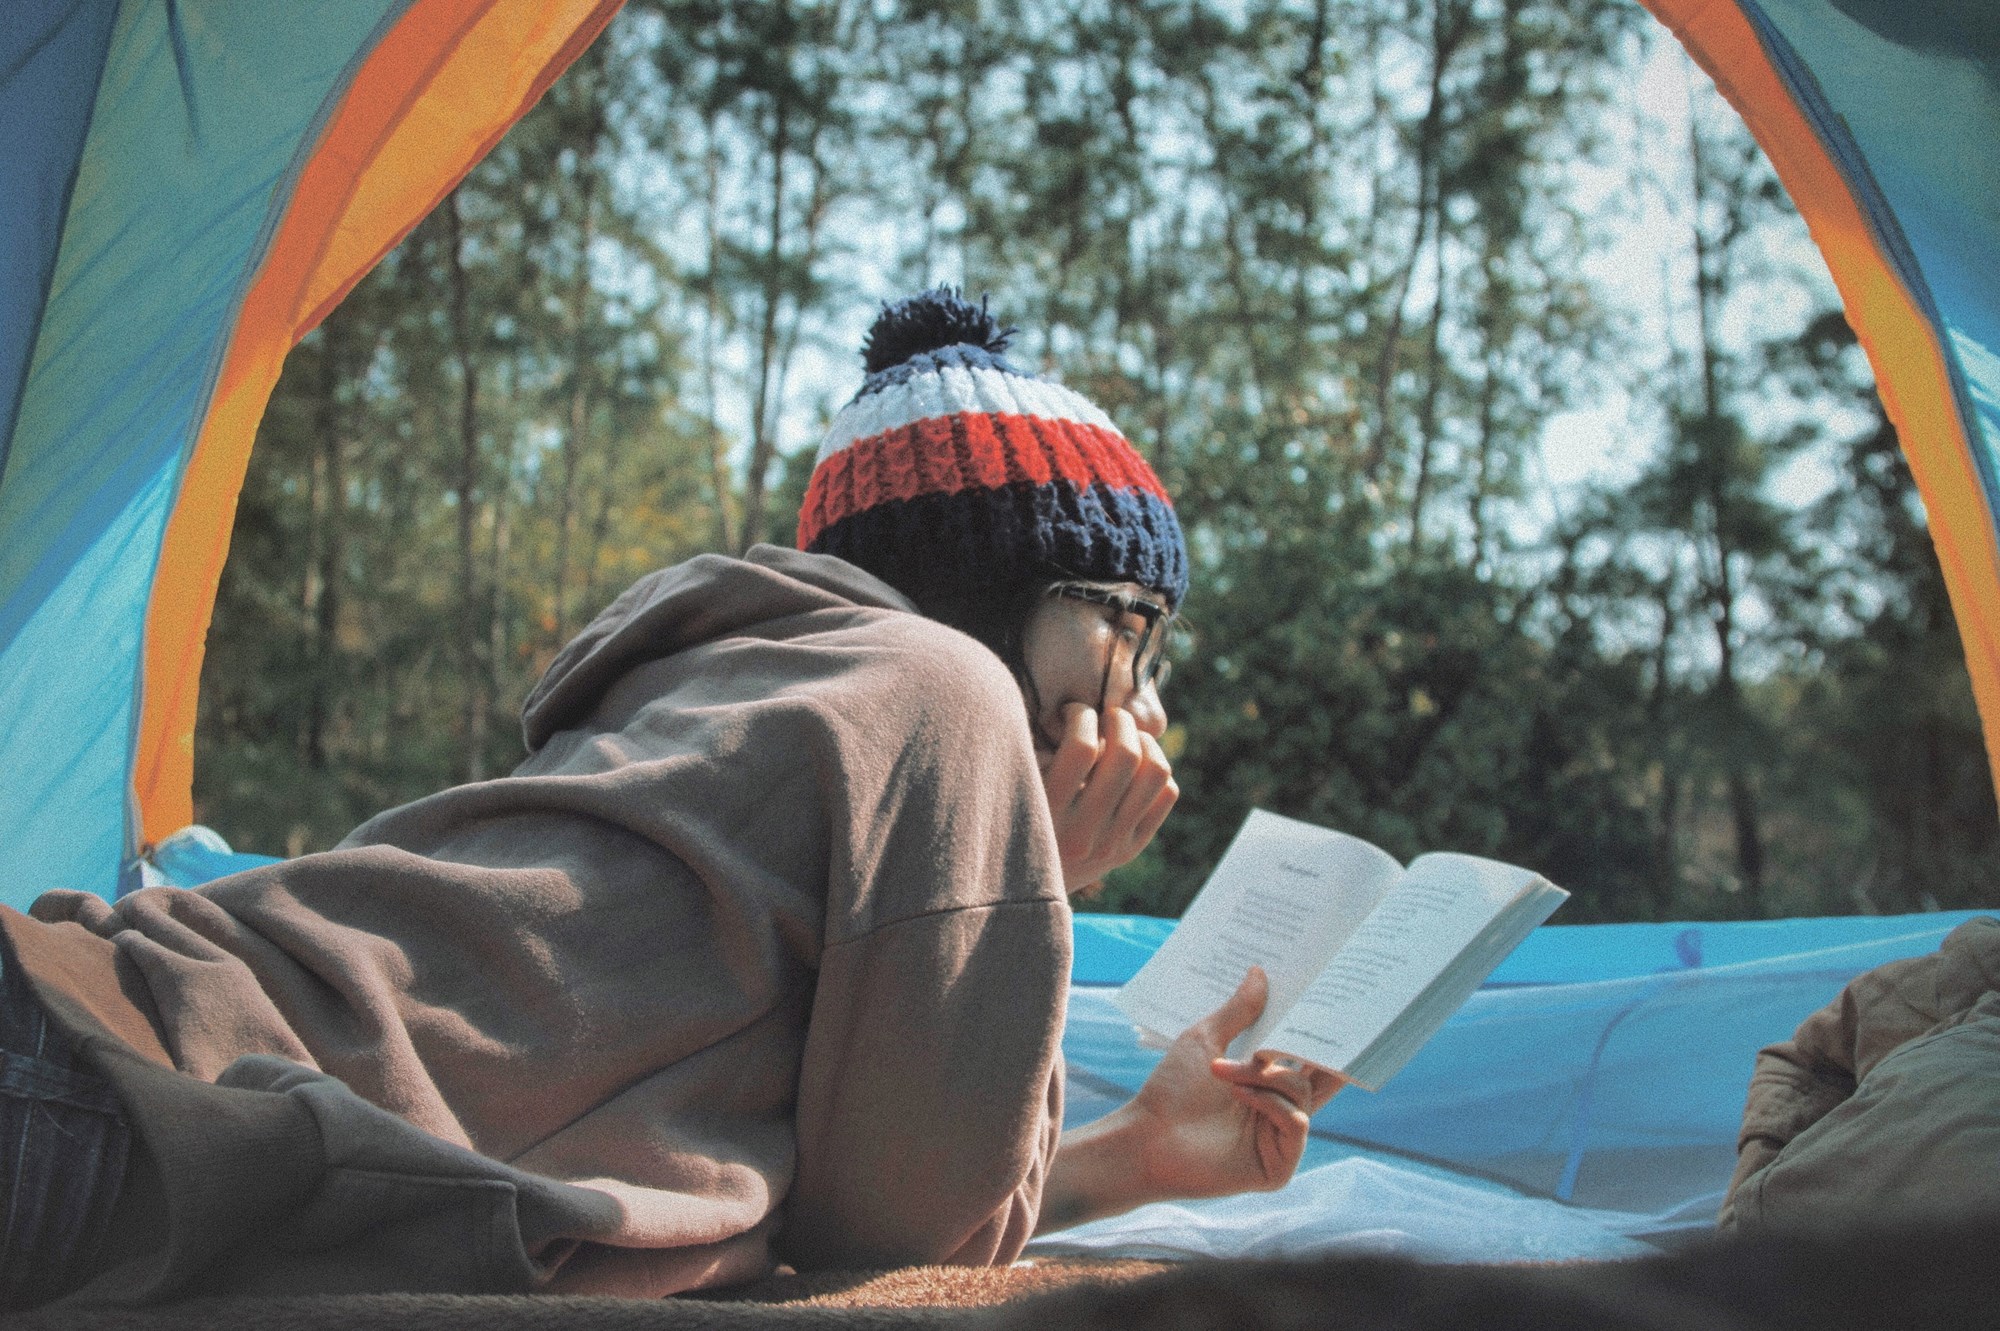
[193,3,1995,925]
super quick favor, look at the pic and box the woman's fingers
[1302,1066,1345,1112]
[1210,1057,1315,1110]
[1192,967,1270,1052]
[1045,705,1176,887]
[1212,1049,1345,1114]
[1226,1082,1313,1135]
[1038,690,1180,893]
[1105,729,1174,847]
[1042,706,1103,888]
[1069,707,1143,833]
[1222,1083,1312,1187]
[1128,785,1178,865]
[1041,704,1099,810]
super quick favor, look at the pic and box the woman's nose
[1122,680,1168,739]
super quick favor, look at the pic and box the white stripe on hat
[814,363,1121,464]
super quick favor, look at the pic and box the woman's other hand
[1036,968,1343,1235]
[1039,702,1177,895]
[1126,966,1344,1198]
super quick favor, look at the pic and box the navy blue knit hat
[796,289,1189,610]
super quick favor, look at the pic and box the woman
[0,290,1339,1308]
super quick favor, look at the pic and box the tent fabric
[1043,909,1991,1262]
[1640,0,2000,787]
[0,0,619,909]
[134,0,625,850]
[0,1,1993,920]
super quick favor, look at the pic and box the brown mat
[20,1215,2000,1331]
[709,1259,1170,1310]
[9,1260,1164,1331]
[7,1293,954,1331]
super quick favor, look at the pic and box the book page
[1336,878,1566,1090]
[1115,810,1404,1057]
[1265,852,1543,1075]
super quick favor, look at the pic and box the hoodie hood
[520,545,918,752]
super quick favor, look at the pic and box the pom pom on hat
[798,288,1188,611]
[861,287,1017,374]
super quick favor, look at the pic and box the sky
[1531,35,1859,516]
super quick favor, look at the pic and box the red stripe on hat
[797,414,1171,549]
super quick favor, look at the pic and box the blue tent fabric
[1071,913,1177,984]
[1046,909,1991,1261]
[1742,0,2000,485]
[1073,910,1984,988]
[142,823,278,887]
[0,0,619,908]
[0,0,119,485]
[0,0,425,904]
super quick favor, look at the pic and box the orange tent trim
[1639,0,2000,791]
[134,0,623,845]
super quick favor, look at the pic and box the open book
[1115,809,1568,1091]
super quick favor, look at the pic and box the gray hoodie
[7,546,1069,1302]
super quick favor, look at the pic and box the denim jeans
[0,927,131,1310]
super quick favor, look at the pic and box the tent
[2,0,1996,1261]
[1,0,620,901]
[2,0,1993,911]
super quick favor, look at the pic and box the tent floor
[17,1214,1999,1331]
[12,1259,1167,1331]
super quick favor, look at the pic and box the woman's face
[1019,582,1171,758]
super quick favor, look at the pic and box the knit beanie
[796,288,1189,612]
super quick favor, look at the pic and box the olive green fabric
[1721,916,2000,1230]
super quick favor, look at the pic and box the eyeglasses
[1050,585,1176,698]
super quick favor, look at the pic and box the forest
[193,0,2000,922]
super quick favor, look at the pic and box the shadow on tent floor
[18,1213,2000,1331]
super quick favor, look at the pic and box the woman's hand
[1039,703,1177,895]
[1124,966,1344,1198]
[1036,968,1343,1234]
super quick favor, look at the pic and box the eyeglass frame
[1046,583,1176,706]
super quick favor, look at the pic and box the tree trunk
[1196,71,1272,398]
[1364,0,1466,483]
[553,75,605,645]
[1292,0,1331,330]
[582,477,615,614]
[1688,104,1767,914]
[1712,612,1767,914]
[301,315,348,771]
[1409,234,1448,558]
[444,189,488,782]
[489,456,511,746]
[699,123,738,554]
[764,126,832,493]
[739,26,793,553]
[1469,342,1497,569]
[1648,578,1682,919]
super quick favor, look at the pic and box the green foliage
[195,1,1995,920]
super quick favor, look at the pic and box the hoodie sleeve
[774,618,1070,1271]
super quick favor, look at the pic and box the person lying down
[0,289,1342,1310]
